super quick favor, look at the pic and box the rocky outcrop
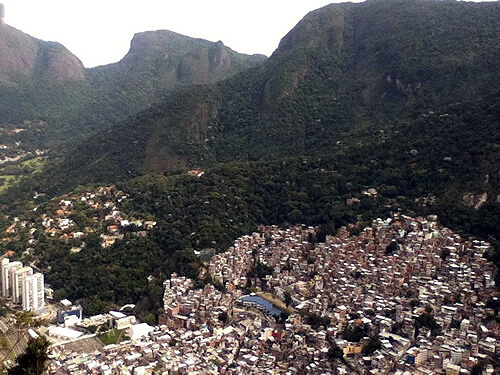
[0,25,39,83]
[38,42,86,82]
[0,24,85,85]
[277,3,348,53]
[112,30,265,87]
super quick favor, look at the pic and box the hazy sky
[0,0,368,68]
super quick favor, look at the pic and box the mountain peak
[0,21,85,85]
[115,29,265,84]
[277,2,349,54]
[121,29,212,66]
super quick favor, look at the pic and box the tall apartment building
[13,266,33,304]
[22,273,45,312]
[1,257,45,312]
[1,258,8,297]
[1,258,22,298]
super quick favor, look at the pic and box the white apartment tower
[0,4,4,26]
[1,259,22,298]
[1,258,8,297]
[1,258,44,311]
[22,273,45,311]
[13,267,33,304]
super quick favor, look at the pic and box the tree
[8,336,50,375]
[0,312,43,369]
[327,343,343,361]
[304,312,330,329]
[415,312,441,337]
[440,248,450,260]
[471,359,489,375]
[385,240,399,255]
[342,324,370,342]
[363,335,381,355]
[218,311,228,324]
[278,311,289,323]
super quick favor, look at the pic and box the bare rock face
[39,42,86,82]
[115,30,264,87]
[176,41,236,84]
[0,24,85,85]
[0,25,39,82]
[278,4,348,53]
[208,41,232,71]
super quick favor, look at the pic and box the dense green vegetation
[36,0,500,191]
[5,336,49,375]
[363,335,381,355]
[0,29,265,149]
[0,0,498,317]
[32,147,499,315]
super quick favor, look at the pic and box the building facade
[1,257,45,312]
[22,273,45,312]
[13,266,33,304]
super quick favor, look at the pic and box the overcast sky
[1,1,492,68]
[0,0,367,68]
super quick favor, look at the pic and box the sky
[1,0,492,68]
[0,0,367,68]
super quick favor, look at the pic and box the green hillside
[41,0,500,192]
[1,0,499,315]
[0,27,265,146]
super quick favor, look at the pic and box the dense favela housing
[24,214,498,374]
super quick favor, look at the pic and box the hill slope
[4,0,499,315]
[0,24,85,85]
[0,24,265,142]
[79,30,265,133]
[0,22,88,125]
[44,0,500,192]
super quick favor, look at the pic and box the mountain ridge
[0,20,266,142]
[40,0,500,193]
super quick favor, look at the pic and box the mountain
[92,30,265,89]
[0,18,266,141]
[0,22,89,126]
[79,30,266,133]
[0,24,85,86]
[5,0,500,316]
[44,0,500,192]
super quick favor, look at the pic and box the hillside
[78,30,265,133]
[0,24,85,86]
[0,22,88,125]
[42,0,500,192]
[0,21,265,142]
[1,0,499,314]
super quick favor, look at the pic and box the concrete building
[1,259,22,298]
[57,304,83,325]
[446,363,461,375]
[22,273,45,311]
[1,258,8,297]
[13,266,33,304]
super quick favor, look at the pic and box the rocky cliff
[92,29,265,88]
[0,23,265,139]
[0,23,85,86]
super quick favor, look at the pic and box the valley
[0,0,498,374]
